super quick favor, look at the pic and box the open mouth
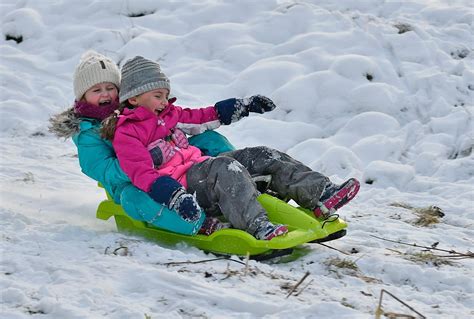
[98,100,112,106]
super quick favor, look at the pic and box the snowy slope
[1,0,473,318]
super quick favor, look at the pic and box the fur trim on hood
[48,107,82,139]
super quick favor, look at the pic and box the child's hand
[245,95,276,113]
[169,190,202,223]
[149,176,203,223]
[148,139,175,167]
[171,129,189,149]
[214,95,277,125]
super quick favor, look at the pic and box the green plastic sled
[96,191,348,258]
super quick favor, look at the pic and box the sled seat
[96,188,348,257]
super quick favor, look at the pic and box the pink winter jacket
[113,101,221,192]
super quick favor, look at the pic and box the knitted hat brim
[119,81,171,103]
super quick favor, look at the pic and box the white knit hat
[73,51,120,100]
[119,56,170,103]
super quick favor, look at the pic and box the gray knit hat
[73,51,120,100]
[119,56,171,103]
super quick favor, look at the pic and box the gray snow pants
[186,146,329,233]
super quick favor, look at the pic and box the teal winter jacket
[72,119,129,203]
[70,117,235,235]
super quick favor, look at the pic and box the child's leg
[221,146,329,211]
[187,157,285,237]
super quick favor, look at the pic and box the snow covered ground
[1,0,473,318]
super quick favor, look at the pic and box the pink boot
[198,217,230,236]
[314,178,360,218]
[253,220,288,240]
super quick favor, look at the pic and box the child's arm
[173,95,276,135]
[74,128,130,186]
[113,127,162,193]
[173,105,221,135]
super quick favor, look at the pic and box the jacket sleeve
[173,105,221,135]
[74,128,130,187]
[113,125,162,193]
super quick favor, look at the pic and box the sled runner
[96,188,348,259]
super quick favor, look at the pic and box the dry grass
[405,251,454,267]
[393,22,413,34]
[389,202,444,226]
[412,206,444,226]
[325,257,382,283]
[325,257,359,271]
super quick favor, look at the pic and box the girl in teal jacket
[49,51,234,235]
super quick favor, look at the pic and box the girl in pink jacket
[102,56,360,240]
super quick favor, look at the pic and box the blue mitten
[214,95,276,125]
[246,95,276,113]
[149,176,202,223]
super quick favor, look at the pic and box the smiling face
[127,88,169,115]
[83,82,119,106]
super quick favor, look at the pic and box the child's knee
[213,156,244,173]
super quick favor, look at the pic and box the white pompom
[79,50,108,65]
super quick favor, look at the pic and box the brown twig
[293,279,313,297]
[113,246,128,255]
[244,252,250,276]
[383,312,416,318]
[286,271,310,298]
[376,289,426,319]
[104,246,129,255]
[431,254,474,258]
[159,257,246,266]
[386,248,404,255]
[370,235,473,258]
[316,242,351,255]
